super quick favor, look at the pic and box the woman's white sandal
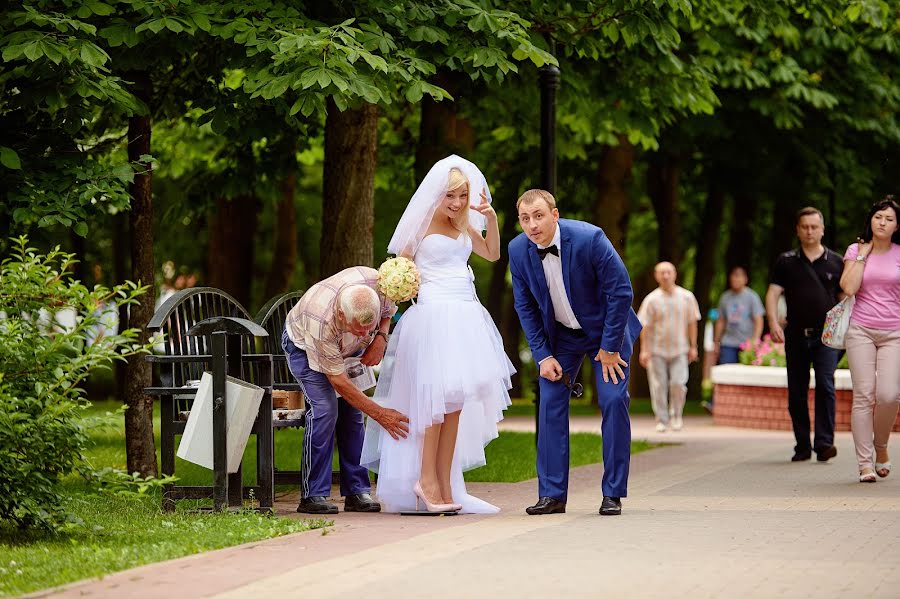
[859,470,877,483]
[875,461,892,478]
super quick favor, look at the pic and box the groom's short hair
[516,189,557,212]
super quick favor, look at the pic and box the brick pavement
[30,415,900,599]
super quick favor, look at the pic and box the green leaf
[165,19,184,34]
[405,81,423,103]
[2,44,27,61]
[74,222,89,237]
[260,76,290,99]
[23,41,42,61]
[1,147,22,169]
[79,43,109,68]
[112,164,135,183]
[316,69,332,89]
[100,24,138,47]
[87,1,115,16]
[191,13,212,32]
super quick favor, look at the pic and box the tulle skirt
[360,276,514,513]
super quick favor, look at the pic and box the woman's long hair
[859,195,900,244]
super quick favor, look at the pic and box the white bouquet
[377,257,420,303]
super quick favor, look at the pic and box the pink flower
[770,359,777,366]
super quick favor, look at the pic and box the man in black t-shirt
[766,207,844,463]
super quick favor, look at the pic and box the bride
[361,155,514,513]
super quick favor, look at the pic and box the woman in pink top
[840,196,900,483]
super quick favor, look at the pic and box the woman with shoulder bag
[840,196,900,483]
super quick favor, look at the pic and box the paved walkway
[33,416,900,599]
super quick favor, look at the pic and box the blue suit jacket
[508,219,642,363]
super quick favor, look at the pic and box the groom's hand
[539,357,563,381]
[594,350,628,385]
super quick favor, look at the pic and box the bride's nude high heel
[413,482,458,512]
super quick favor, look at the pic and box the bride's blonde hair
[447,167,469,232]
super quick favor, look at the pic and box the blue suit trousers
[538,324,633,501]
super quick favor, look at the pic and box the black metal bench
[254,290,306,485]
[145,287,274,511]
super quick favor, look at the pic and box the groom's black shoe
[525,497,566,515]
[599,496,622,516]
[297,496,339,514]
[344,493,382,512]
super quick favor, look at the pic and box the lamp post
[534,48,560,444]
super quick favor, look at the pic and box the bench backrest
[148,287,253,387]
[254,290,304,390]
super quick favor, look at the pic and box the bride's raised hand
[470,189,496,220]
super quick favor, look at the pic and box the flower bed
[711,364,900,432]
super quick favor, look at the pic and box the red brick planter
[711,364,900,432]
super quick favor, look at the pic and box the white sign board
[177,371,265,473]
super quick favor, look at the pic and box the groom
[509,189,642,516]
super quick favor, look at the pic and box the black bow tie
[537,245,559,260]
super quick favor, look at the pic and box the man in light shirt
[282,266,410,514]
[509,189,642,517]
[637,262,701,432]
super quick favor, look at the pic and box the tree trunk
[69,229,88,285]
[113,211,129,404]
[769,154,805,266]
[414,72,475,183]
[647,151,683,265]
[725,196,757,278]
[485,159,526,321]
[320,99,378,277]
[486,214,516,321]
[124,70,158,478]
[593,136,634,255]
[688,182,727,402]
[263,173,298,299]
[502,288,523,397]
[207,195,260,309]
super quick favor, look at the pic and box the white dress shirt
[538,224,582,330]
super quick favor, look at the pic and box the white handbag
[821,296,854,349]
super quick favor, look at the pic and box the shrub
[739,334,850,369]
[0,237,149,530]
[739,334,786,367]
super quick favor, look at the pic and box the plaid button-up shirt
[284,267,397,375]
[637,286,701,359]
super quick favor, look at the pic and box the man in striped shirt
[282,266,409,514]
[637,262,701,432]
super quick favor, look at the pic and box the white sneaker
[672,416,683,431]
[655,422,667,433]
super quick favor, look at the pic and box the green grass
[0,403,327,598]
[465,431,654,483]
[0,492,328,598]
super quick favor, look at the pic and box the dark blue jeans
[281,330,371,499]
[718,345,741,365]
[784,332,840,455]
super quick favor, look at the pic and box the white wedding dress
[361,231,514,513]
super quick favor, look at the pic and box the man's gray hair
[339,285,380,325]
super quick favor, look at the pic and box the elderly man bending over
[282,266,410,514]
